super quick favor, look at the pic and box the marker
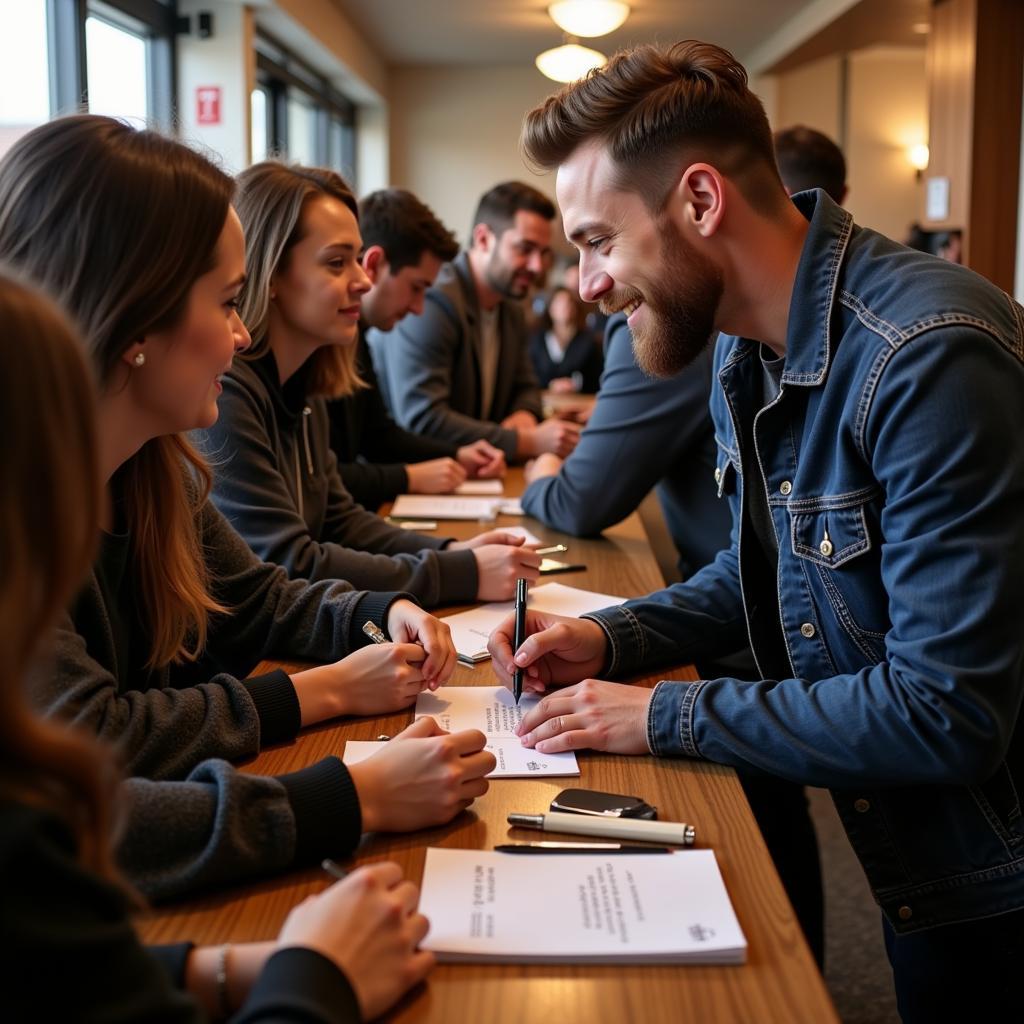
[507,811,696,846]
[512,577,528,704]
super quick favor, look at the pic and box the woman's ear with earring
[133,351,146,367]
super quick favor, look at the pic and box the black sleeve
[2,805,202,1023]
[329,339,459,509]
[234,947,362,1024]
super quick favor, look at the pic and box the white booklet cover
[440,581,626,662]
[418,847,747,964]
[342,687,579,778]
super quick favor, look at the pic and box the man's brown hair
[360,189,458,273]
[522,40,786,215]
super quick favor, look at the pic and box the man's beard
[601,227,723,378]
[485,251,533,300]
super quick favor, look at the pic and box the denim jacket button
[800,622,816,638]
[819,537,834,557]
[854,798,870,813]
[779,480,792,495]
[898,906,913,921]
[714,466,722,485]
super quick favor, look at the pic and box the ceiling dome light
[548,1,630,38]
[536,43,607,83]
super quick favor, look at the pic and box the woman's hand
[348,716,495,832]
[386,599,456,689]
[292,642,426,724]
[277,862,434,1021]
[405,457,467,494]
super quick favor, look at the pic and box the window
[251,86,270,163]
[0,0,51,157]
[85,12,148,122]
[253,33,356,183]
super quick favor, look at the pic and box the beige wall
[389,64,562,244]
[772,45,927,240]
[774,54,843,141]
[845,47,927,242]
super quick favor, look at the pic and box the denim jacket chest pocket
[787,489,889,667]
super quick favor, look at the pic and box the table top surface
[137,470,837,1024]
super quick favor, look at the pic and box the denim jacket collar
[724,189,855,389]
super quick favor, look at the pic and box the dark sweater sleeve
[207,373,478,606]
[118,757,362,902]
[40,502,401,783]
[234,947,361,1024]
[2,804,202,1023]
[328,347,458,509]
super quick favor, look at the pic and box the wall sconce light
[908,143,929,181]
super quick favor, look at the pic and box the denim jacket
[586,190,1024,933]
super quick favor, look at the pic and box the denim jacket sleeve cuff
[647,679,707,758]
[581,605,648,678]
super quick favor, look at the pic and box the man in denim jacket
[490,39,1024,1020]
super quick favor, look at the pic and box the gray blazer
[368,251,544,458]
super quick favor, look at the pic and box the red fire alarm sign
[196,86,222,125]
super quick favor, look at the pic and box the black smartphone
[549,788,658,819]
[539,557,587,574]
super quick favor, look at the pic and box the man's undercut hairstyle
[521,40,786,215]
[359,189,458,273]
[774,125,847,204]
[471,180,556,242]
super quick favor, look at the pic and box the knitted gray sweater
[39,493,405,901]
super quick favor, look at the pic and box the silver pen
[362,620,388,645]
[508,810,696,846]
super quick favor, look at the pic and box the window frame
[46,0,176,123]
[254,32,356,178]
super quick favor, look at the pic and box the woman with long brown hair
[0,270,433,1022]
[201,161,540,606]
[0,115,493,901]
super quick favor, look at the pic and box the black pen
[512,577,528,704]
[495,843,671,854]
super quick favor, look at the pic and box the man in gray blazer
[368,181,581,462]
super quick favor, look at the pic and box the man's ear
[673,163,726,239]
[362,245,388,285]
[471,222,495,253]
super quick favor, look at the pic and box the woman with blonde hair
[0,115,493,901]
[0,270,433,1022]
[201,161,539,605]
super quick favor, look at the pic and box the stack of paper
[389,495,502,521]
[440,582,626,662]
[454,480,505,496]
[342,686,579,778]
[418,847,747,964]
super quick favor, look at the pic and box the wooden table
[138,471,837,1023]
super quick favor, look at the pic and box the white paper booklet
[390,494,500,521]
[440,581,626,662]
[454,480,504,496]
[342,687,579,778]
[418,847,747,964]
